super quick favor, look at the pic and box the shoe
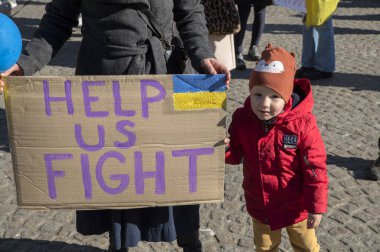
[247,46,260,61]
[295,66,315,78]
[108,248,128,252]
[368,137,380,181]
[302,69,333,80]
[235,53,246,70]
[0,2,12,16]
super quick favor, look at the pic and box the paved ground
[0,0,379,251]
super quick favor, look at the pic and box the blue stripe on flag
[173,74,227,93]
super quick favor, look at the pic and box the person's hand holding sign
[0,13,23,93]
[0,64,24,92]
[200,58,231,88]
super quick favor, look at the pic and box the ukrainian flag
[173,74,227,111]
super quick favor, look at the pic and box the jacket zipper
[304,155,317,178]
[263,124,270,135]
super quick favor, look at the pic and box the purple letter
[114,120,136,149]
[82,81,109,117]
[134,151,165,194]
[96,151,129,195]
[80,154,93,200]
[113,81,136,117]
[45,153,73,199]
[75,124,105,151]
[43,80,74,116]
[140,79,166,119]
[172,148,214,193]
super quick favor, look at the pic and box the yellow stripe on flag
[173,92,226,111]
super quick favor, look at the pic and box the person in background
[234,0,272,70]
[295,1,337,80]
[226,44,328,251]
[0,1,230,251]
[368,137,380,181]
[0,0,17,16]
[202,0,241,71]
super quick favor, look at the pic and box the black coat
[19,0,214,75]
[18,0,213,248]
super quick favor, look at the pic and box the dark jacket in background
[17,0,214,248]
[19,0,214,75]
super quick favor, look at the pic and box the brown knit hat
[249,44,296,102]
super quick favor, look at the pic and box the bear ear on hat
[265,43,273,49]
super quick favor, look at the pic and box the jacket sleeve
[299,116,328,214]
[18,0,81,75]
[225,111,244,165]
[173,0,214,71]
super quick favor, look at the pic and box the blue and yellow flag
[172,74,227,111]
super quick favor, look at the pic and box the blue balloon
[0,13,22,72]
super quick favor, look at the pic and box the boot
[109,249,128,252]
[177,230,202,252]
[302,69,333,80]
[235,53,246,70]
[108,241,128,252]
[247,45,260,61]
[295,66,315,78]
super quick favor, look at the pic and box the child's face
[250,85,286,121]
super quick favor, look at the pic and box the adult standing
[234,0,272,70]
[295,0,339,80]
[0,0,230,251]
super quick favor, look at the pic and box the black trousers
[234,3,267,54]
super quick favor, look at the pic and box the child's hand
[224,138,230,145]
[224,138,230,152]
[307,213,322,229]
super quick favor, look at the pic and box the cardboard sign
[273,0,306,13]
[4,74,227,209]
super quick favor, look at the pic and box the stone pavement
[0,0,379,251]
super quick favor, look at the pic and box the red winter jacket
[226,79,328,230]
